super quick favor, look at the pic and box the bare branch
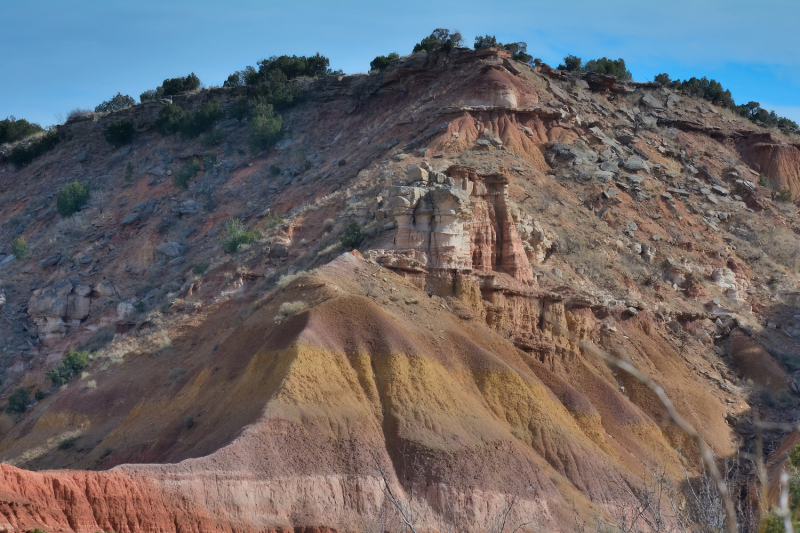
[780,470,794,533]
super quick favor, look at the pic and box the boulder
[37,254,61,269]
[595,171,615,182]
[641,94,664,110]
[178,200,199,215]
[430,171,448,184]
[712,268,737,290]
[74,284,92,297]
[28,280,73,318]
[93,280,116,298]
[155,242,184,258]
[623,157,648,172]
[666,94,681,109]
[640,116,658,129]
[117,301,136,320]
[65,295,91,321]
[32,316,67,343]
[121,213,140,225]
[406,165,429,185]
[600,161,619,173]
[269,243,288,258]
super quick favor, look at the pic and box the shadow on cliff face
[0,281,316,470]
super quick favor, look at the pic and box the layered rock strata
[370,165,534,289]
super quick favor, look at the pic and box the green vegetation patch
[0,116,44,145]
[57,181,91,217]
[46,349,89,386]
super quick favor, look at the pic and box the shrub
[370,52,399,72]
[583,57,632,80]
[155,103,186,136]
[776,188,793,202]
[181,101,224,137]
[250,70,300,109]
[276,270,307,289]
[275,301,307,322]
[558,55,582,72]
[34,389,47,401]
[412,28,464,54]
[46,349,89,386]
[57,181,91,217]
[8,129,60,167]
[338,159,347,166]
[224,66,258,87]
[67,108,93,121]
[202,153,217,167]
[156,101,224,138]
[11,237,28,259]
[269,164,281,176]
[652,72,798,130]
[6,387,30,414]
[139,89,159,102]
[340,222,362,249]
[474,35,498,49]
[0,116,44,145]
[199,127,227,146]
[103,120,135,147]
[192,262,209,276]
[759,174,770,187]
[225,54,331,91]
[221,218,258,254]
[222,218,258,254]
[472,36,530,62]
[503,42,532,63]
[125,162,134,182]
[654,73,672,86]
[256,54,330,79]
[160,73,201,96]
[173,158,201,189]
[59,436,79,450]
[247,103,282,152]
[264,211,283,228]
[95,93,136,113]
[229,96,250,119]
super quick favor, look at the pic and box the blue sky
[2,0,799,127]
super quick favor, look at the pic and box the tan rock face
[376,165,534,285]
[27,278,115,343]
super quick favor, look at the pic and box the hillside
[2,45,800,532]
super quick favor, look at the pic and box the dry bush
[276,270,309,289]
[275,301,307,323]
[66,108,93,121]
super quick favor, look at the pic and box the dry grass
[275,300,307,323]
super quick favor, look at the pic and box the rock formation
[371,164,534,289]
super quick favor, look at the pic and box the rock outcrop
[27,279,116,344]
[372,165,534,286]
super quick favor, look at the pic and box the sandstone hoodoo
[2,32,800,533]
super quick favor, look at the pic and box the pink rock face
[464,169,534,283]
